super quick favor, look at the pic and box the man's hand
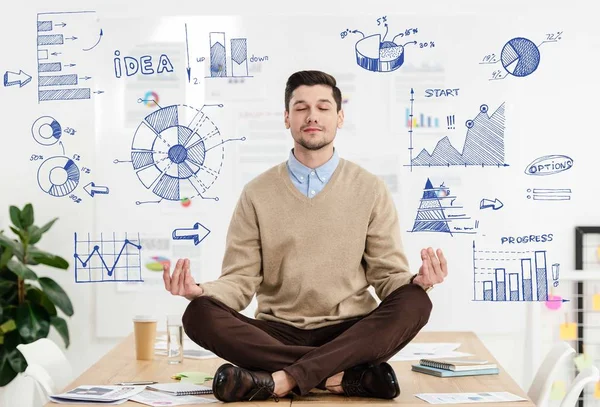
[412,247,448,290]
[163,258,204,301]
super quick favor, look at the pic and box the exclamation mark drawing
[447,115,455,129]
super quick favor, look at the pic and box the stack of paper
[49,385,145,404]
[390,343,472,361]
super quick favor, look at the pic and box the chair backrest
[528,342,576,406]
[560,366,600,407]
[16,338,73,393]
[0,373,47,407]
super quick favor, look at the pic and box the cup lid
[133,315,157,322]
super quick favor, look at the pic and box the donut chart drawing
[130,104,227,202]
[355,34,405,72]
[37,156,80,197]
[31,116,62,146]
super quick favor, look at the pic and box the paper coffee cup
[133,315,157,360]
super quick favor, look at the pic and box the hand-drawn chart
[407,88,506,169]
[74,232,143,283]
[36,10,103,102]
[410,178,478,236]
[340,16,435,73]
[114,99,245,205]
[479,32,563,81]
[31,115,108,203]
[472,239,566,302]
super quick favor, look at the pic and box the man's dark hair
[284,70,342,112]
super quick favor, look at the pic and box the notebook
[419,358,497,371]
[412,364,500,377]
[147,382,213,395]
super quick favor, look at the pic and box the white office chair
[16,338,73,396]
[528,342,576,406]
[0,372,47,407]
[560,366,600,407]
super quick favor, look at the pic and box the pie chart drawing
[500,37,540,77]
[37,156,80,197]
[31,116,62,146]
[130,104,224,201]
[355,34,405,72]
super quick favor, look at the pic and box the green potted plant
[0,203,73,386]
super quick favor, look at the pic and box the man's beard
[296,134,332,151]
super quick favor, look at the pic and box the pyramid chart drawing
[411,178,453,235]
[411,103,506,167]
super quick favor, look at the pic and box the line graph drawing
[472,240,567,302]
[407,88,506,169]
[479,33,563,81]
[74,232,143,283]
[410,178,477,236]
[114,99,245,205]
[36,11,101,102]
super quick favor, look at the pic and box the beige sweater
[200,158,413,329]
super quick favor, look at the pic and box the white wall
[0,0,597,393]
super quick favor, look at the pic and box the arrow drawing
[54,22,66,27]
[185,23,191,82]
[83,28,103,51]
[479,198,504,210]
[3,70,31,87]
[65,36,78,41]
[84,182,109,197]
[172,222,211,246]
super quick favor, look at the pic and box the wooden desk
[45,331,533,407]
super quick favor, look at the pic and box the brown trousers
[182,284,432,396]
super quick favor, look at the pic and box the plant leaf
[9,226,25,243]
[0,348,18,386]
[39,218,58,234]
[0,245,12,268]
[6,259,38,280]
[0,280,16,297]
[50,316,70,347]
[26,287,57,316]
[20,203,34,229]
[0,319,17,334]
[28,247,69,269]
[16,302,50,343]
[38,277,74,316]
[7,347,27,373]
[28,225,42,245]
[9,206,22,229]
[0,233,19,252]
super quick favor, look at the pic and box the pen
[115,380,158,386]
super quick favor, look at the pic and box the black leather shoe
[212,363,279,402]
[341,362,400,399]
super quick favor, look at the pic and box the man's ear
[337,109,345,129]
[284,110,290,129]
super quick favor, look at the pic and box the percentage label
[376,16,387,26]
[73,154,81,161]
[490,69,505,80]
[340,29,350,39]
[546,31,563,41]
[419,41,435,48]
[81,167,91,174]
[482,53,498,63]
[30,154,43,161]
[69,194,82,203]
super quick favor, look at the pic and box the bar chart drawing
[74,232,143,283]
[473,240,562,302]
[207,32,252,79]
[36,11,98,102]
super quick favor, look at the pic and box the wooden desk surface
[44,331,533,407]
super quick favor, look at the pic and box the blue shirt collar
[287,148,339,184]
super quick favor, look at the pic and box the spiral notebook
[419,359,497,371]
[147,382,213,395]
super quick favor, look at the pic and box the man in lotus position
[163,70,448,402]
